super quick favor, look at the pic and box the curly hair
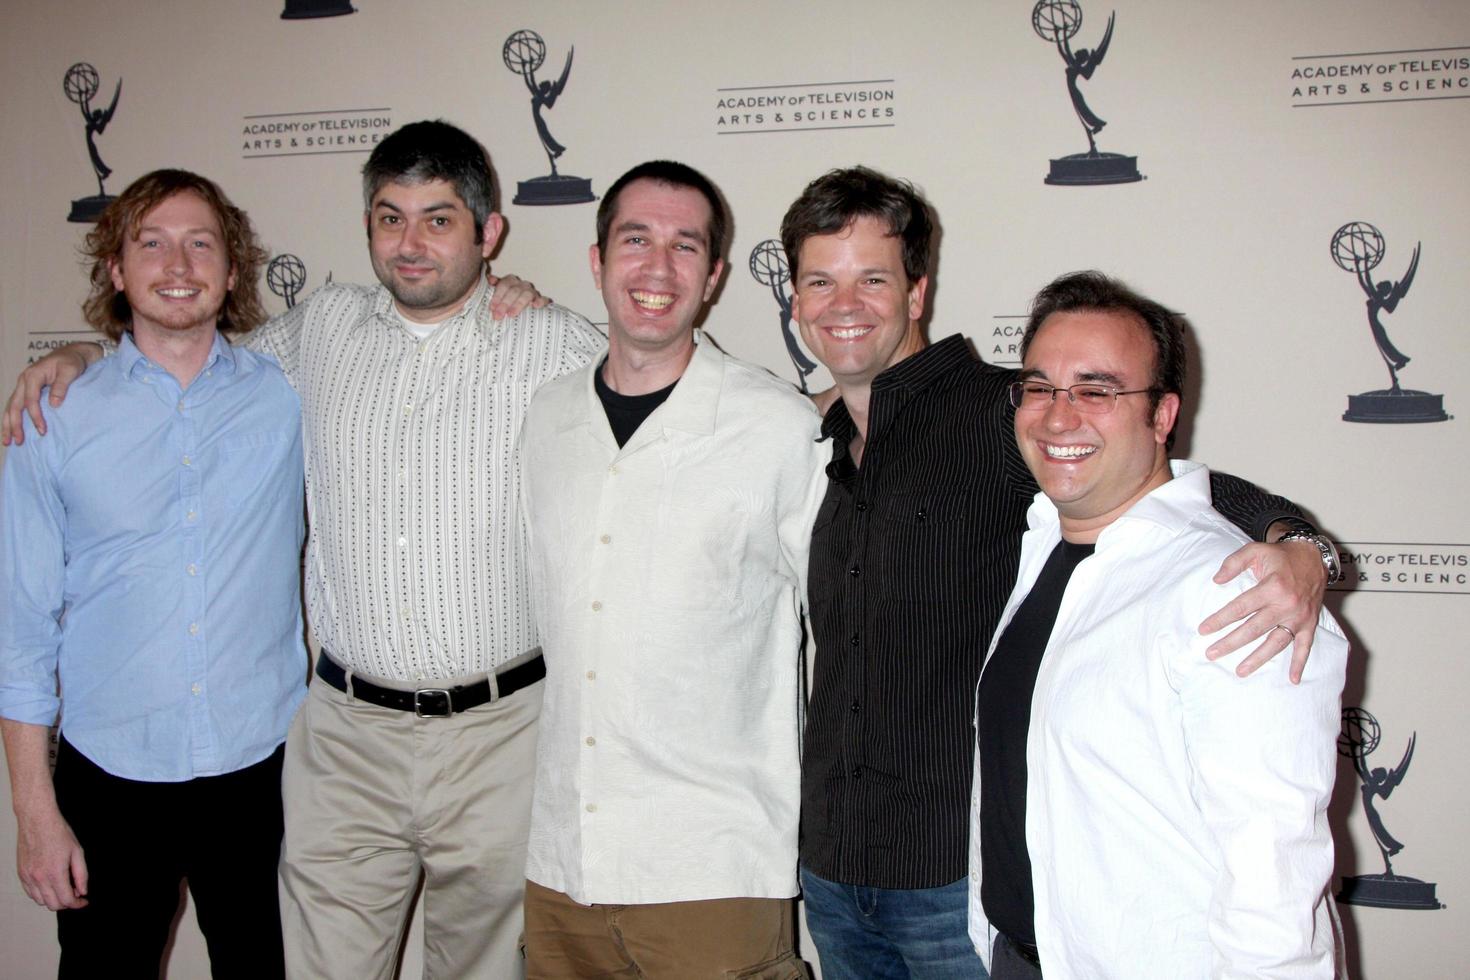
[82,169,269,341]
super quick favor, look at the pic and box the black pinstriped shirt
[799,335,1306,889]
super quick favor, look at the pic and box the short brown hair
[83,169,269,341]
[780,166,932,284]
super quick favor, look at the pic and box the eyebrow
[134,225,220,238]
[1014,368,1128,386]
[373,199,461,214]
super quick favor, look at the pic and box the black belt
[314,651,544,717]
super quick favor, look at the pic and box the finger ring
[1269,624,1296,641]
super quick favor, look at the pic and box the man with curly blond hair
[0,169,304,978]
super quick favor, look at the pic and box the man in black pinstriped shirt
[781,167,1337,979]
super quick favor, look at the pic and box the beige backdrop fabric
[2,1,1465,977]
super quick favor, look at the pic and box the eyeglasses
[1008,381,1159,414]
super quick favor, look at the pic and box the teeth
[828,325,871,339]
[158,288,199,298]
[1045,444,1096,459]
[631,291,673,309]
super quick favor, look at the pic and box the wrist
[1278,529,1343,585]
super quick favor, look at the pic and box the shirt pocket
[215,430,297,508]
[874,489,975,603]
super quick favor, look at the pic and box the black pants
[990,932,1044,980]
[53,737,286,980]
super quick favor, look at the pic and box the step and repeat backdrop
[1,1,1465,976]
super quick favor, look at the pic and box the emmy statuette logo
[281,0,355,17]
[1331,222,1450,423]
[1032,1,1142,186]
[1337,707,1444,910]
[749,239,817,394]
[266,254,330,310]
[503,30,596,206]
[64,62,121,223]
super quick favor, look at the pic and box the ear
[109,256,125,293]
[480,212,506,259]
[227,264,237,293]
[1152,391,1181,446]
[702,258,725,302]
[907,274,929,322]
[362,210,371,239]
[588,242,604,291]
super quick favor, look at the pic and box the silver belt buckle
[414,688,453,717]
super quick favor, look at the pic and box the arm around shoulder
[1,342,104,445]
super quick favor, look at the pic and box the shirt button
[850,700,860,713]
[397,536,408,548]
[608,465,619,476]
[848,566,860,578]
[191,683,201,696]
[585,803,597,813]
[856,500,868,512]
[403,405,413,416]
[181,455,191,466]
[188,623,199,636]
[186,510,197,522]
[585,736,596,747]
[177,400,185,412]
[586,670,597,680]
[851,767,862,779]
[591,600,603,612]
[187,564,197,576]
[916,507,928,522]
[599,534,611,545]
[849,633,859,648]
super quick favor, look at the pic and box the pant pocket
[723,950,810,980]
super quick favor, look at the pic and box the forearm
[1209,471,1313,542]
[1,719,60,823]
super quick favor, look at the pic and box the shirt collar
[819,333,975,444]
[564,329,724,445]
[1026,459,1215,547]
[371,272,490,333]
[119,329,237,380]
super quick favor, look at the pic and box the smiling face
[1016,309,1179,543]
[590,178,724,357]
[366,178,503,322]
[790,215,927,395]
[108,191,235,340]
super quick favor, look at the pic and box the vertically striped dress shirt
[802,335,1309,890]
[249,275,604,682]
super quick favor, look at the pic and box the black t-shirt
[594,359,677,447]
[976,537,1094,945]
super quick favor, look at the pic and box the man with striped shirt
[3,121,600,978]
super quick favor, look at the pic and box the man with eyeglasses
[967,271,1347,978]
[781,168,1340,978]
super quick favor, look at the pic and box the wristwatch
[1278,529,1344,586]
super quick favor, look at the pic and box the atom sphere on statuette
[749,239,791,287]
[1033,0,1083,43]
[1331,221,1386,273]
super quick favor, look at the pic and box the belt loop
[345,668,355,703]
[486,666,502,703]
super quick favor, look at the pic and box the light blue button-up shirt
[0,332,307,782]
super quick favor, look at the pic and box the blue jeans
[801,866,989,980]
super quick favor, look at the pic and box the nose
[645,245,674,279]
[1042,389,1083,431]
[165,243,191,276]
[830,280,861,314]
[398,221,425,256]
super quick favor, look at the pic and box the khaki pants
[523,879,808,979]
[280,673,541,979]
